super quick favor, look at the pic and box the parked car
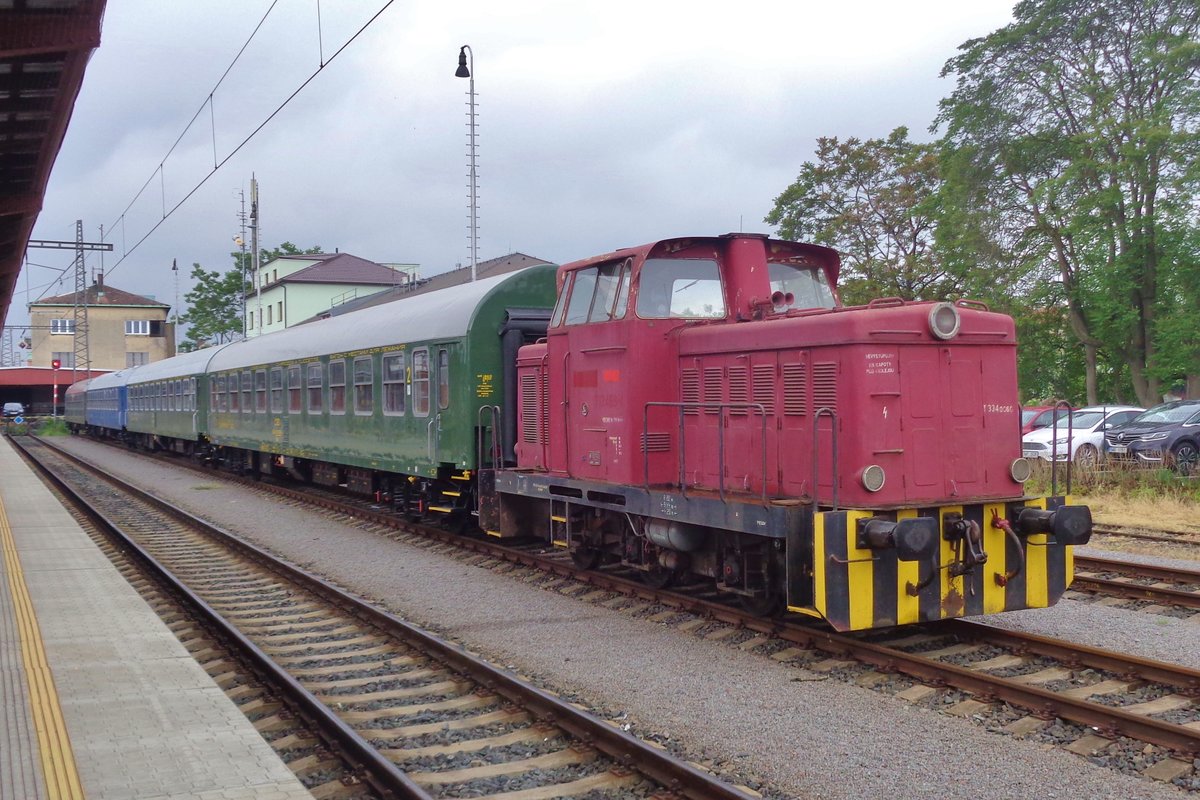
[1104,399,1200,474]
[2,402,23,417]
[1021,405,1073,435]
[1022,405,1143,465]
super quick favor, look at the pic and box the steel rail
[1074,554,1200,609]
[28,435,759,800]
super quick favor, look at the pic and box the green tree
[765,127,963,305]
[936,0,1200,406]
[179,242,323,351]
[178,264,247,350]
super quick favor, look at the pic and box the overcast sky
[13,0,1016,334]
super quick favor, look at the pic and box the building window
[51,319,75,335]
[438,348,450,410]
[270,368,283,413]
[412,348,430,417]
[353,356,373,415]
[277,301,283,323]
[287,366,301,413]
[329,360,346,415]
[307,362,323,414]
[52,351,75,368]
[127,352,149,367]
[125,319,150,335]
[267,306,273,325]
[248,313,254,330]
[383,353,405,415]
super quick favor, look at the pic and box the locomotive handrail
[641,401,768,505]
[811,407,839,514]
[578,345,627,354]
[955,299,990,311]
[1049,401,1074,496]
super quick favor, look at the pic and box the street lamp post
[455,45,478,282]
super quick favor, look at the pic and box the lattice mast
[71,219,89,382]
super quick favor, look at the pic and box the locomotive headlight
[1010,457,1032,483]
[928,302,961,340]
[859,465,886,492]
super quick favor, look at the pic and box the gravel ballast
[50,437,1192,800]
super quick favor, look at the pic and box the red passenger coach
[483,233,1091,630]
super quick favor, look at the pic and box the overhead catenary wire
[103,0,396,279]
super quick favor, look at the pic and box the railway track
[1073,555,1200,612]
[34,435,1200,785]
[15,435,761,800]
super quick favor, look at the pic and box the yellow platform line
[0,493,85,800]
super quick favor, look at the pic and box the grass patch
[35,417,70,436]
[1026,459,1200,532]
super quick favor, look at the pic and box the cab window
[550,272,573,328]
[767,261,836,310]
[636,258,726,319]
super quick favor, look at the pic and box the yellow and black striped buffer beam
[806,499,1074,631]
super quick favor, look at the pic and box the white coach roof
[207,267,550,373]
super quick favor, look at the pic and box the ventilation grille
[641,432,671,452]
[681,368,700,415]
[728,366,748,415]
[813,362,839,413]
[783,363,807,415]
[703,367,723,414]
[521,374,541,443]
[753,364,776,416]
[540,369,550,444]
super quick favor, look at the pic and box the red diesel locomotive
[481,232,1091,630]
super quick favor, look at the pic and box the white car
[1022,405,1144,465]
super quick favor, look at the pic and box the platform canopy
[0,0,106,327]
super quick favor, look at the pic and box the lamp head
[455,46,471,78]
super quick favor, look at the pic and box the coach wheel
[1171,441,1199,475]
[1075,443,1099,468]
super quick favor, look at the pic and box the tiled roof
[33,283,169,308]
[266,253,406,288]
[316,252,553,320]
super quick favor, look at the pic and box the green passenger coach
[203,265,557,512]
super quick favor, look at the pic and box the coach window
[228,372,240,412]
[216,375,227,412]
[241,371,253,413]
[168,382,176,411]
[636,258,726,319]
[255,370,267,413]
[307,362,324,414]
[383,353,405,415]
[270,368,283,413]
[413,348,430,417]
[287,366,302,413]
[550,272,573,328]
[353,356,373,415]
[438,349,450,410]
[329,360,346,415]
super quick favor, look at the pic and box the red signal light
[51,359,61,369]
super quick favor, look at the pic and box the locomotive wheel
[739,589,785,617]
[1074,443,1100,467]
[642,564,680,589]
[570,545,602,570]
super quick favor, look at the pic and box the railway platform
[0,436,312,800]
